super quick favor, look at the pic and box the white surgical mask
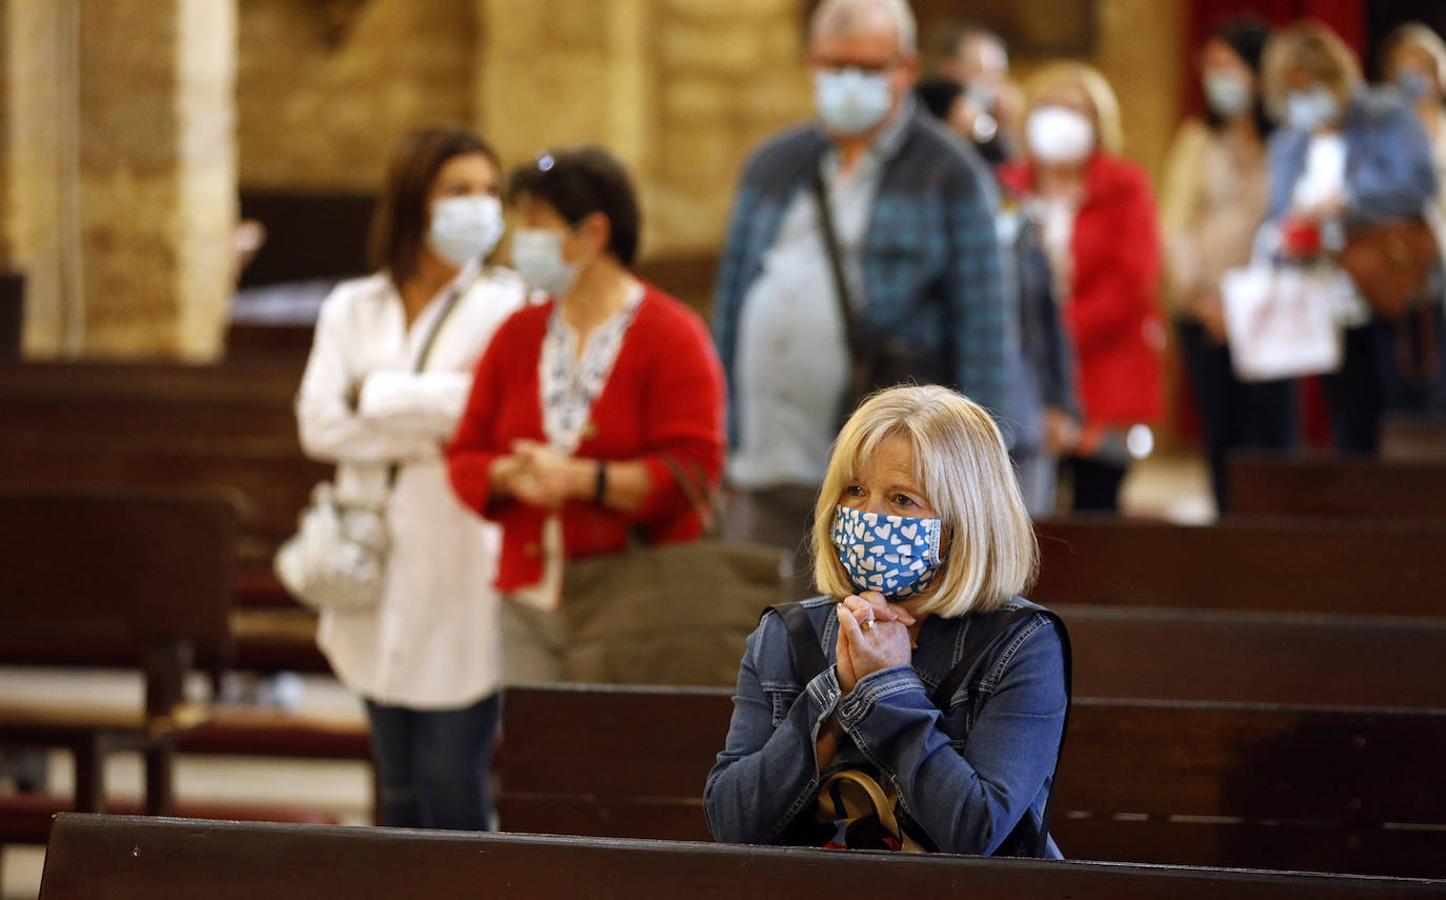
[510,228,581,299]
[815,68,893,136]
[1284,87,1339,133]
[1027,107,1096,165]
[427,195,504,267]
[1398,70,1432,101]
[1204,72,1252,119]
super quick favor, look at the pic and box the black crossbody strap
[809,168,861,359]
[769,601,829,685]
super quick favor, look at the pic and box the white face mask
[1285,86,1340,132]
[1027,106,1096,165]
[427,195,504,267]
[510,228,581,299]
[1203,72,1252,119]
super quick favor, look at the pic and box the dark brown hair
[507,146,641,267]
[368,127,499,289]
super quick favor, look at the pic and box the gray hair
[811,0,918,57]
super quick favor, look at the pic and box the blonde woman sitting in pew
[705,385,1069,856]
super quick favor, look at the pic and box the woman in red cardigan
[999,63,1165,512]
[447,146,726,683]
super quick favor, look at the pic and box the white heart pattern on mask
[830,505,945,601]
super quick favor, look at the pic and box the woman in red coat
[446,147,726,682]
[999,62,1165,512]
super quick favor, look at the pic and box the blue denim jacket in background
[704,595,1067,857]
[1265,88,1438,226]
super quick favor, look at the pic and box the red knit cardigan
[999,153,1165,428]
[446,283,726,592]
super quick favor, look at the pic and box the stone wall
[237,0,477,192]
[0,0,79,356]
[78,0,236,360]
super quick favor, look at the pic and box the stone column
[0,0,82,357]
[78,0,236,360]
[475,0,655,191]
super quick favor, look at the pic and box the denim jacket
[1265,88,1438,226]
[704,595,1067,857]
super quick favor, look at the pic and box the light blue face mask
[510,228,581,299]
[1284,87,1340,132]
[1398,71,1433,101]
[1203,73,1251,119]
[428,195,504,267]
[815,68,893,136]
[830,505,945,600]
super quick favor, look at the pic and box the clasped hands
[834,591,919,696]
[491,439,587,510]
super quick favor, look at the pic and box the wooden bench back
[1228,456,1446,523]
[498,685,1446,879]
[39,814,1443,900]
[1034,517,1446,617]
[0,488,236,645]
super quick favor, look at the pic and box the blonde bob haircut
[1023,61,1125,156]
[811,385,1038,618]
[1261,21,1362,121]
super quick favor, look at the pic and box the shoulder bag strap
[809,168,863,364]
[930,608,1071,858]
[384,273,474,489]
[768,601,829,685]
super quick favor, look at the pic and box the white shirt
[296,263,527,709]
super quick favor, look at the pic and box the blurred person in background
[916,75,1079,517]
[1161,18,1297,514]
[1000,63,1165,513]
[1261,21,1438,454]
[296,127,526,830]
[714,0,1011,590]
[934,25,1024,165]
[1379,23,1446,414]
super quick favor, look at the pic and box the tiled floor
[1,454,1212,899]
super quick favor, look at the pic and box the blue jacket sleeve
[835,615,1067,855]
[704,612,844,844]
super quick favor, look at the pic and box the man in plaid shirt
[714,0,1013,593]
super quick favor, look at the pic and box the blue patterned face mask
[830,505,945,600]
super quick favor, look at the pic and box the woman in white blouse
[295,128,526,830]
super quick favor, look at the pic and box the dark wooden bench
[1034,517,1446,617]
[1227,455,1446,523]
[38,814,1443,900]
[498,685,1446,879]
[1382,414,1446,462]
[0,488,236,820]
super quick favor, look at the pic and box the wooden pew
[1227,455,1446,523]
[0,488,235,818]
[1033,517,1446,617]
[39,814,1443,900]
[1382,414,1446,462]
[1064,606,1446,709]
[497,685,1446,879]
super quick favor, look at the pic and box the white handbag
[275,279,470,612]
[275,482,389,612]
[1221,258,1345,383]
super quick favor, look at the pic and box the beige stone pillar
[0,0,82,357]
[78,0,236,360]
[475,0,655,195]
